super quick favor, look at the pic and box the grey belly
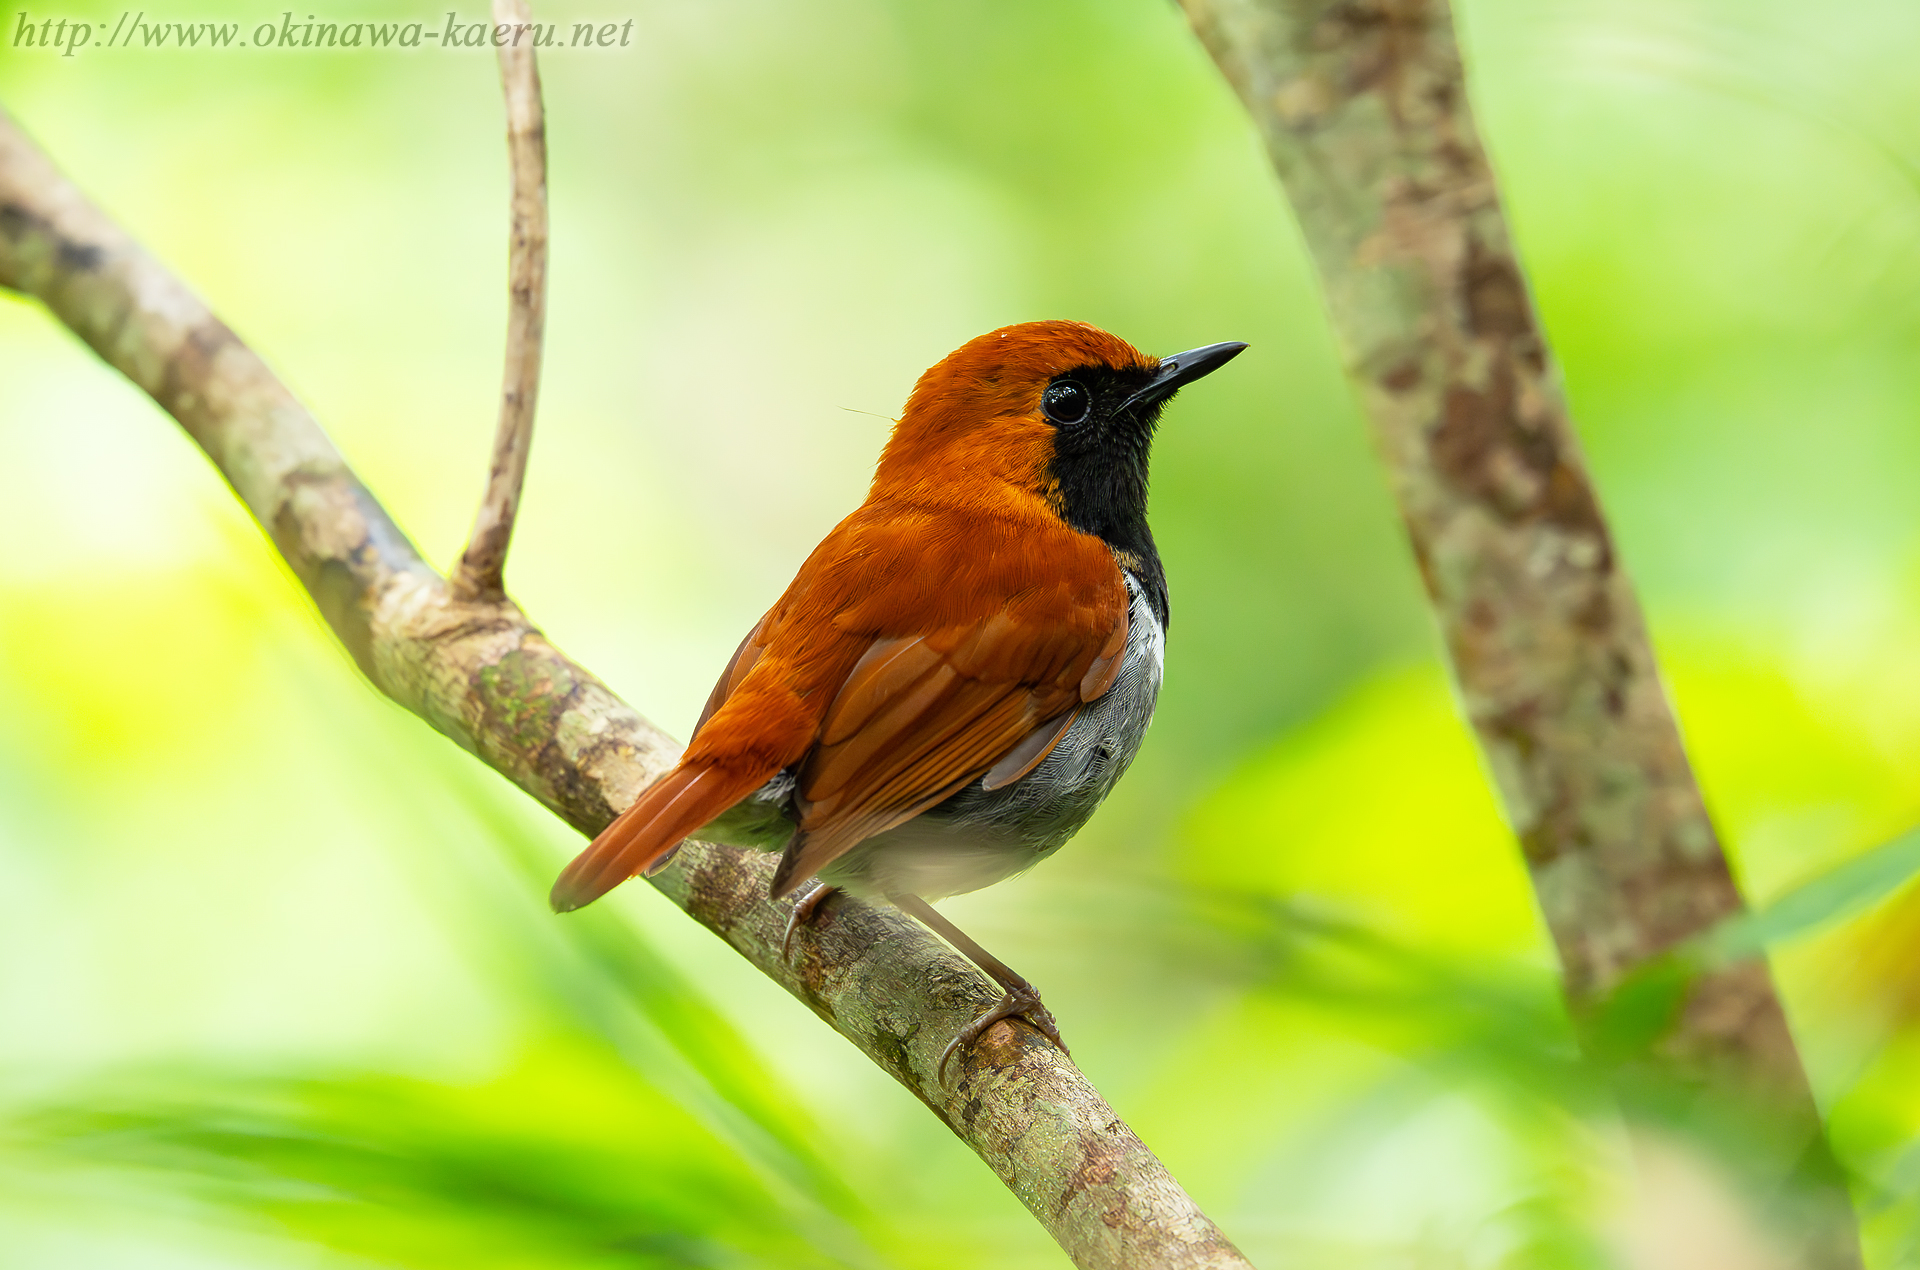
[693,572,1165,900]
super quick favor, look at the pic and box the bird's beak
[1121,341,1248,414]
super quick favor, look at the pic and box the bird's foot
[782,882,838,960]
[938,984,1069,1083]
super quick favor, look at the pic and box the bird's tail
[550,763,770,912]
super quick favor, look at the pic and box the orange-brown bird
[552,320,1245,1074]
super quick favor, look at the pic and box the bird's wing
[552,505,1131,913]
[768,596,1128,898]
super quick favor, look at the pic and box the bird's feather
[552,502,1128,911]
[694,611,770,736]
[549,762,776,910]
[771,600,1128,897]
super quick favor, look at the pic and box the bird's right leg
[886,890,1068,1082]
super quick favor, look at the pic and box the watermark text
[11,10,635,55]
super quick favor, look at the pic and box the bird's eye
[1042,380,1091,425]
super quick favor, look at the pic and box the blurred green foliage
[3,0,1920,1265]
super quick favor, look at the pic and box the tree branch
[0,105,1250,1270]
[1178,0,1857,1263]
[449,0,549,601]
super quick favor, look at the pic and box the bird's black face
[1041,341,1246,630]
[1043,363,1161,540]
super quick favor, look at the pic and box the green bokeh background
[4,1,1920,1265]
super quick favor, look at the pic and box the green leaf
[1705,825,1920,963]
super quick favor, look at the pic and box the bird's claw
[782,883,837,960]
[937,985,1069,1083]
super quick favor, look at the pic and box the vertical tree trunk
[1178,1,1859,1262]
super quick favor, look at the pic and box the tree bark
[1176,1,1858,1264]
[0,105,1251,1270]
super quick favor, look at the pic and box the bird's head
[873,320,1246,557]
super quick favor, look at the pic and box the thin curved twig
[449,0,549,601]
[0,105,1251,1270]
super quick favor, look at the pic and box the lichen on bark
[1179,0,1860,1264]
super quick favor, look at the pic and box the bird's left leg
[782,881,839,959]
[886,890,1067,1081]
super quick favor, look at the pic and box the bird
[551,319,1245,1076]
